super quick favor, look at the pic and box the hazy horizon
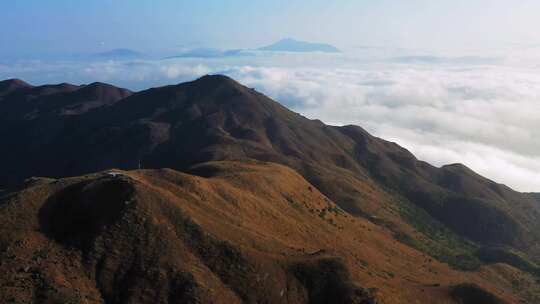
[4,0,540,56]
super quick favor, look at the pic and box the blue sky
[3,0,540,57]
[1,0,342,55]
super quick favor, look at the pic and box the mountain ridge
[1,75,539,303]
[1,75,537,251]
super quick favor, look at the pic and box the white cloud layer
[223,64,540,192]
[1,53,539,192]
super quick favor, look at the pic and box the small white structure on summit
[107,171,124,178]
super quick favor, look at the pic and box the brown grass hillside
[1,161,534,303]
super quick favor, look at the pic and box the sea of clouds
[1,49,539,192]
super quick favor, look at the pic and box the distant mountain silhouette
[0,75,536,303]
[169,48,252,59]
[94,48,145,59]
[259,38,340,53]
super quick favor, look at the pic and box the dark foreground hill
[0,76,539,303]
